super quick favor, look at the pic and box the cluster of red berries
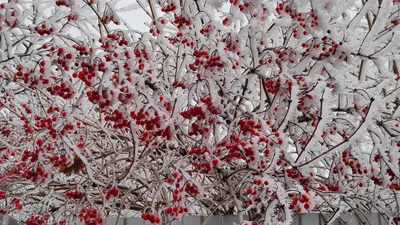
[22,166,49,184]
[159,96,173,112]
[264,78,282,95]
[181,38,195,47]
[14,65,34,84]
[33,116,56,137]
[289,193,311,212]
[246,187,258,195]
[341,150,367,175]
[105,110,129,129]
[11,198,22,210]
[26,214,49,225]
[34,24,54,35]
[189,50,209,71]
[53,48,74,71]
[21,149,39,162]
[22,103,33,114]
[0,125,12,136]
[72,44,92,56]
[101,13,119,25]
[99,33,127,50]
[102,187,119,200]
[200,24,215,36]
[238,2,253,13]
[49,154,70,168]
[47,81,75,99]
[308,12,320,28]
[222,17,232,26]
[165,206,189,217]
[394,216,400,225]
[55,0,72,7]
[276,2,296,16]
[141,213,161,224]
[0,191,6,199]
[274,48,297,64]
[243,222,260,225]
[149,19,166,36]
[167,171,184,185]
[238,119,261,135]
[65,189,83,200]
[161,2,176,13]
[191,155,216,174]
[173,15,191,29]
[118,86,134,104]
[388,183,400,190]
[181,106,206,120]
[204,55,224,69]
[286,168,304,179]
[297,94,316,112]
[317,184,340,192]
[172,81,187,89]
[60,123,74,136]
[2,7,19,27]
[133,47,150,60]
[72,63,97,87]
[87,89,115,109]
[229,0,239,6]
[184,182,200,196]
[223,36,241,55]
[67,14,78,21]
[370,175,384,186]
[78,208,103,225]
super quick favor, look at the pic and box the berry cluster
[165,206,189,217]
[55,0,72,7]
[102,187,119,200]
[341,150,367,175]
[72,61,97,86]
[65,190,83,200]
[86,89,116,109]
[222,35,241,54]
[238,119,261,135]
[101,12,119,25]
[26,214,49,225]
[184,182,200,196]
[181,106,205,120]
[141,213,161,224]
[21,149,39,162]
[67,14,78,21]
[149,19,166,36]
[72,44,92,56]
[289,193,311,212]
[22,166,49,184]
[118,86,134,104]
[161,2,176,13]
[49,154,71,168]
[47,81,75,99]
[13,65,35,84]
[60,123,74,136]
[34,24,54,35]
[200,24,215,36]
[78,208,103,225]
[173,15,191,29]
[172,81,187,89]
[105,110,129,129]
[238,2,254,13]
[11,198,22,210]
[297,94,315,112]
